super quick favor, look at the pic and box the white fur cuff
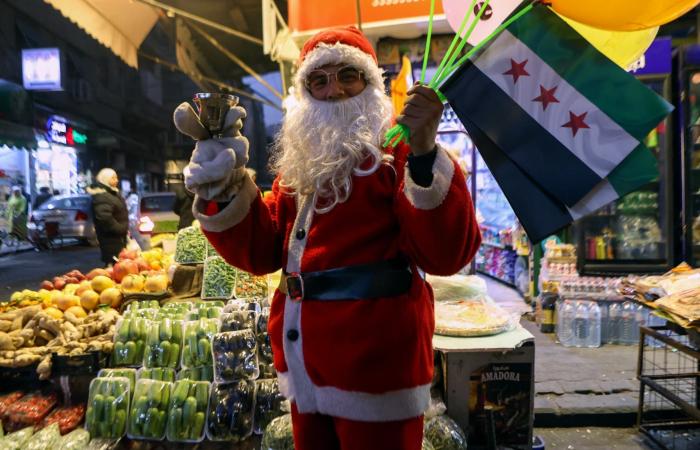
[403,146,455,210]
[193,172,258,233]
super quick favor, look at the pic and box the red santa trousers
[291,403,424,450]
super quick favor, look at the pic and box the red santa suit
[192,27,481,449]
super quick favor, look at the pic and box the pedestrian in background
[173,184,194,230]
[6,186,27,241]
[88,168,128,266]
[34,186,52,209]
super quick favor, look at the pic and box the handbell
[193,93,239,138]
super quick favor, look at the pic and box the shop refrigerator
[680,44,700,266]
[572,38,676,275]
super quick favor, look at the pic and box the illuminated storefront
[34,114,88,195]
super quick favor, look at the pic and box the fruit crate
[637,325,700,450]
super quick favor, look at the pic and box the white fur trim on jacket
[294,42,384,96]
[192,172,258,233]
[403,145,456,210]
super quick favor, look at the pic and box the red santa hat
[295,26,384,94]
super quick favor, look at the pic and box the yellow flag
[391,55,413,114]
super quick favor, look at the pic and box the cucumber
[173,381,189,407]
[104,395,116,423]
[195,383,208,409]
[157,341,171,367]
[197,337,210,365]
[183,396,197,424]
[134,339,145,361]
[172,321,183,343]
[193,411,205,437]
[91,394,105,422]
[118,319,131,341]
[160,320,172,342]
[167,407,181,438]
[112,342,125,365]
[143,407,159,437]
[124,341,136,365]
[149,382,162,407]
[113,409,126,436]
[148,325,159,346]
[168,343,180,368]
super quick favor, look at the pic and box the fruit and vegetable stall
[0,223,484,449]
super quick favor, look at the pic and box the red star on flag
[562,111,590,137]
[532,85,559,111]
[503,58,530,84]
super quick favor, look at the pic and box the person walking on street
[173,184,195,230]
[181,26,481,450]
[88,168,129,266]
[6,186,28,241]
[34,186,52,209]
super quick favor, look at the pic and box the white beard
[270,86,394,213]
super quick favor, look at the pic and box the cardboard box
[434,326,535,449]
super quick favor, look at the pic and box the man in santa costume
[181,26,481,450]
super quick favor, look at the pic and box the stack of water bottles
[557,299,665,348]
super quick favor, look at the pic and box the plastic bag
[426,274,488,302]
[223,299,261,314]
[127,379,172,440]
[58,428,90,450]
[83,438,120,450]
[186,306,222,321]
[260,414,294,450]
[257,308,275,378]
[176,365,214,383]
[0,392,24,418]
[111,317,148,367]
[424,415,468,450]
[202,256,237,299]
[424,398,447,420]
[39,404,86,435]
[26,422,61,450]
[166,380,210,443]
[234,271,269,299]
[85,377,130,439]
[212,330,259,383]
[181,318,219,368]
[4,391,58,431]
[422,436,437,450]
[254,379,286,435]
[58,428,89,450]
[206,380,256,441]
[174,225,207,264]
[137,367,176,383]
[220,310,257,333]
[143,318,183,369]
[0,426,34,450]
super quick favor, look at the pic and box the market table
[433,325,535,449]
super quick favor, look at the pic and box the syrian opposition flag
[443,0,523,46]
[441,5,672,241]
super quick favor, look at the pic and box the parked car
[136,192,179,236]
[29,194,97,245]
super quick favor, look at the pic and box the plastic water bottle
[556,300,576,347]
[572,301,590,347]
[585,302,601,348]
[607,302,622,344]
[599,302,609,344]
[619,302,639,345]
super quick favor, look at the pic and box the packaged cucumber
[234,271,269,299]
[97,368,137,393]
[127,379,172,441]
[260,414,294,450]
[220,310,257,333]
[137,367,176,383]
[111,317,148,367]
[254,379,286,435]
[57,428,90,450]
[0,427,34,450]
[26,422,61,450]
[202,256,237,299]
[212,330,259,383]
[194,300,225,309]
[143,318,183,369]
[206,380,256,441]
[166,380,210,443]
[186,306,222,321]
[174,225,207,264]
[157,302,192,320]
[176,366,214,383]
[125,300,161,311]
[85,377,130,439]
[181,318,219,368]
[123,308,159,320]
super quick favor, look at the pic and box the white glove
[176,104,250,202]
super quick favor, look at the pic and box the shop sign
[46,116,88,146]
[288,0,445,33]
[22,48,62,91]
[628,37,672,75]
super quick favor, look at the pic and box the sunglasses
[304,65,365,93]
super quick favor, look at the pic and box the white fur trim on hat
[294,42,384,96]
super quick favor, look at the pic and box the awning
[42,0,159,68]
[0,119,37,149]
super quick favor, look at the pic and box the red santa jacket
[193,143,481,422]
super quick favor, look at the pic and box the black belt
[278,257,413,301]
